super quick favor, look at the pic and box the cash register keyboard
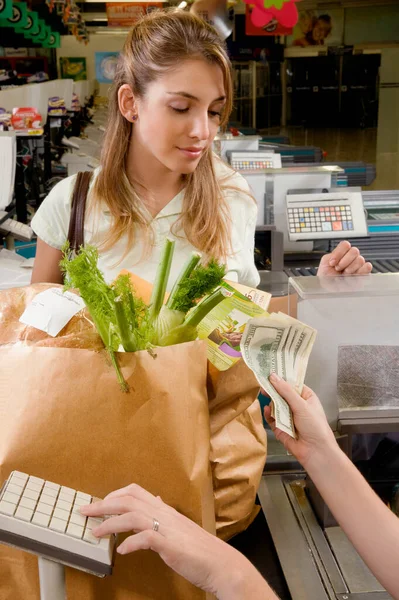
[228,151,282,171]
[0,471,115,576]
[288,205,354,234]
[231,158,274,170]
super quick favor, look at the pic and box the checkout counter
[219,135,399,599]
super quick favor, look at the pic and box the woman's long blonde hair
[93,9,235,261]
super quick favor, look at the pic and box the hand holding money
[264,374,337,469]
[240,313,316,438]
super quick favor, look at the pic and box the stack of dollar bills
[240,313,316,439]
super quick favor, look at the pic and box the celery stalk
[184,288,226,328]
[108,348,129,393]
[114,299,137,352]
[149,239,175,322]
[166,252,201,310]
[157,287,226,346]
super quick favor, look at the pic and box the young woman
[31,10,371,288]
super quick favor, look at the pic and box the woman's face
[132,58,226,174]
[312,19,330,43]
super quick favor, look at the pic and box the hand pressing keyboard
[0,471,115,576]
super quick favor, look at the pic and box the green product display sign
[15,9,39,39]
[0,0,13,20]
[36,19,48,43]
[43,25,53,46]
[0,1,29,29]
[29,12,42,38]
[43,30,60,49]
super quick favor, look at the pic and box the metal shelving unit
[231,60,282,130]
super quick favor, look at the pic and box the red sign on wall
[106,3,163,27]
[245,5,292,36]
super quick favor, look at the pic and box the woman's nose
[189,113,210,141]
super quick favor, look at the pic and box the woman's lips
[178,147,204,159]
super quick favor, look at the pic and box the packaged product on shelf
[48,96,67,116]
[10,107,43,134]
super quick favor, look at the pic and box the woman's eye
[209,111,222,118]
[171,107,189,113]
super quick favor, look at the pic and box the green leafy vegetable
[148,240,226,345]
[60,243,152,392]
[167,258,226,314]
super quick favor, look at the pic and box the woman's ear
[118,84,137,122]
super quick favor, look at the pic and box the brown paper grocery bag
[207,360,267,541]
[0,342,214,600]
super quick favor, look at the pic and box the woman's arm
[265,375,399,599]
[307,442,399,598]
[31,238,63,284]
[81,484,279,600]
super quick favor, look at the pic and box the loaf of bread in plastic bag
[0,283,104,350]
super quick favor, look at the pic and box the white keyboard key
[28,476,44,486]
[73,496,88,507]
[11,472,28,485]
[50,517,67,533]
[32,512,50,528]
[3,491,20,504]
[23,489,40,502]
[61,486,75,497]
[0,501,16,516]
[76,492,91,503]
[53,508,70,521]
[66,523,84,539]
[26,481,43,493]
[15,507,33,522]
[56,499,72,512]
[36,502,52,516]
[44,481,59,492]
[6,483,24,495]
[69,513,87,527]
[12,471,29,480]
[71,504,82,516]
[83,529,100,545]
[87,517,103,530]
[19,497,36,510]
[40,494,56,507]
[43,486,58,498]
[59,491,75,502]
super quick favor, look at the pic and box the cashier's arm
[265,375,399,599]
[31,238,63,284]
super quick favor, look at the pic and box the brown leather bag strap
[67,170,93,253]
